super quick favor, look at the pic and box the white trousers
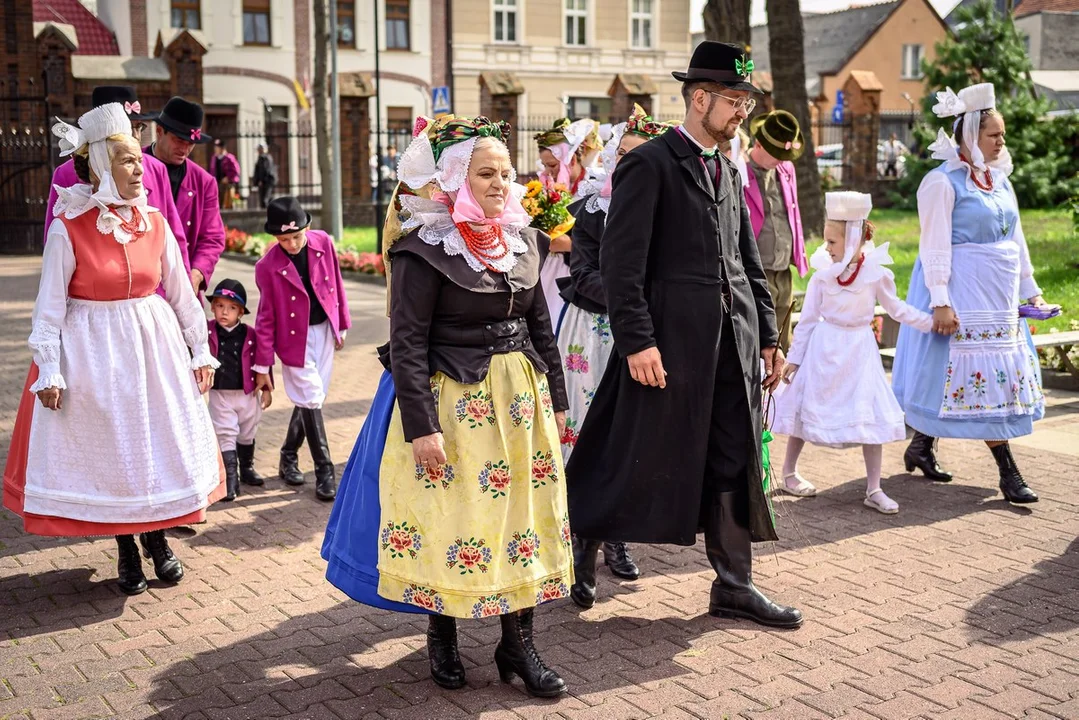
[208,389,264,452]
[282,321,336,409]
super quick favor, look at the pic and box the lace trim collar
[398,195,529,274]
[810,241,893,293]
[53,183,151,245]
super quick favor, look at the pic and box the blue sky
[689,0,965,32]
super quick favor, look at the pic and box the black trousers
[704,315,752,497]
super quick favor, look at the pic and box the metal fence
[206,118,320,210]
[879,111,919,148]
[0,79,54,254]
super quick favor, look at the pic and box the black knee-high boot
[222,450,240,501]
[237,442,265,486]
[705,490,803,629]
[570,538,602,608]
[992,443,1038,504]
[278,407,306,485]
[494,609,567,697]
[426,615,466,689]
[903,431,953,481]
[299,407,336,501]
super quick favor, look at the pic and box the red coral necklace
[452,206,510,272]
[115,207,146,241]
[837,253,865,287]
[959,153,993,192]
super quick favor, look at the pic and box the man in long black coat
[566,41,803,629]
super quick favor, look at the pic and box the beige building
[447,0,691,120]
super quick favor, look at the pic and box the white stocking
[863,444,883,494]
[782,436,806,482]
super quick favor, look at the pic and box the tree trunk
[765,0,824,236]
[312,0,337,233]
[702,0,752,47]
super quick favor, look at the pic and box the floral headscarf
[534,118,602,186]
[623,103,675,140]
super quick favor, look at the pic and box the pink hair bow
[124,101,142,115]
[280,221,299,232]
[190,128,201,141]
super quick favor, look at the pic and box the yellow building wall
[816,0,947,114]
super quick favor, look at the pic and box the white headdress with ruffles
[51,103,148,244]
[928,83,1011,175]
[811,192,884,283]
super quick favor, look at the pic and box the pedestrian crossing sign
[432,86,451,116]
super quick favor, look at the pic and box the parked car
[811,142,906,183]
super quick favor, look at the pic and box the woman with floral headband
[322,115,572,697]
[892,83,1056,504]
[534,118,602,322]
[556,105,673,608]
[2,103,223,596]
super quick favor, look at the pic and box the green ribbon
[761,429,776,524]
[735,55,754,77]
[699,147,718,160]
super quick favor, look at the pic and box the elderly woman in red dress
[2,103,224,596]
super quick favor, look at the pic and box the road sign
[836,90,845,106]
[432,86,451,116]
[832,105,844,124]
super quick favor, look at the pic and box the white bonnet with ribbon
[811,191,875,280]
[929,82,1004,172]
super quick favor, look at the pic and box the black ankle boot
[495,609,567,698]
[115,535,147,595]
[991,443,1038,504]
[426,615,466,689]
[237,442,265,486]
[602,541,641,580]
[139,530,184,584]
[706,491,803,629]
[904,431,953,481]
[222,450,240,502]
[300,408,337,501]
[279,408,306,486]
[570,538,602,609]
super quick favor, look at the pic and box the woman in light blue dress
[892,83,1055,504]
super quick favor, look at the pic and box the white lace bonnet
[930,83,997,171]
[812,191,874,279]
[534,118,602,175]
[397,115,517,193]
[52,103,138,212]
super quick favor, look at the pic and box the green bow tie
[700,148,718,160]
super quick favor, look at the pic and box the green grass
[794,209,1079,332]
[250,226,379,254]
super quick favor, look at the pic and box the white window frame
[492,0,520,44]
[629,0,655,50]
[901,43,924,80]
[564,0,587,47]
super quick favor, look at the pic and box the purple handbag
[1018,303,1061,320]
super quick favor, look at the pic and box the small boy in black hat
[207,279,273,501]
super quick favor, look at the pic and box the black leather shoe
[139,531,184,584]
[279,407,306,486]
[300,408,337,501]
[904,431,953,482]
[602,541,641,580]
[427,615,466,689]
[991,443,1038,504]
[237,442,265,487]
[705,491,803,629]
[222,450,240,502]
[115,535,147,595]
[495,610,567,698]
[570,538,601,609]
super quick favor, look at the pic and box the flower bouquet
[522,179,575,240]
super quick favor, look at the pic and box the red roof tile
[33,0,120,56]
[1015,0,1079,16]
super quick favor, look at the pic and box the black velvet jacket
[556,196,607,315]
[382,227,569,441]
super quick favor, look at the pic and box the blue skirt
[892,259,1043,441]
[321,370,430,614]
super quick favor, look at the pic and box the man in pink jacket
[211,139,242,209]
[44,86,189,275]
[744,110,808,352]
[145,97,225,296]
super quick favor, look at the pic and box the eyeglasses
[707,92,756,115]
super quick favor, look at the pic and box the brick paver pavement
[1,255,1077,720]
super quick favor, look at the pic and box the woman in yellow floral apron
[323,115,572,697]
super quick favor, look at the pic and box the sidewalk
[1,255,1077,720]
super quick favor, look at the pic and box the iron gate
[0,80,54,254]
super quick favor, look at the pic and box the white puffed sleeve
[916,172,956,308]
[787,274,824,367]
[28,219,76,393]
[875,270,933,334]
[160,217,220,371]
[1007,184,1042,302]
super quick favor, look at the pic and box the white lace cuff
[29,363,67,393]
[1019,276,1042,303]
[28,321,62,366]
[253,364,271,375]
[190,345,222,371]
[929,285,951,308]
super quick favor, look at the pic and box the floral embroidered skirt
[376,352,574,618]
[893,242,1044,441]
[556,305,613,460]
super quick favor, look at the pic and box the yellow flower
[525,180,543,198]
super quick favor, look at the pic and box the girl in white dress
[774,192,933,514]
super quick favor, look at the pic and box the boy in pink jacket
[253,197,351,501]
